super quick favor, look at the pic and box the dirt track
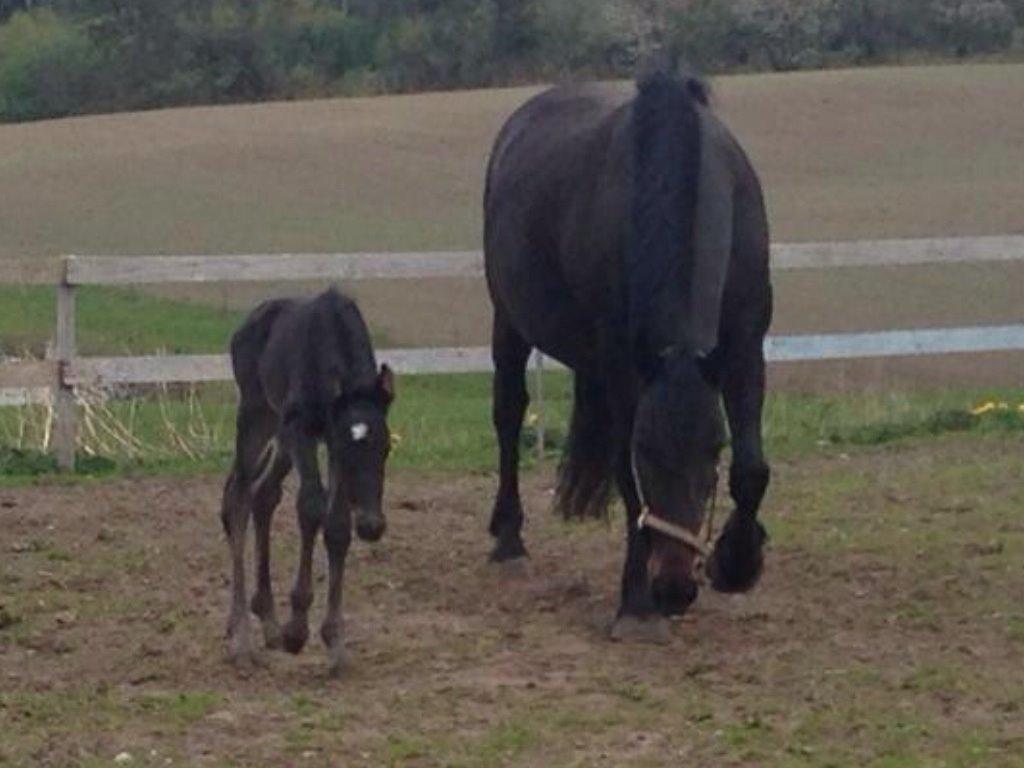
[2,434,1023,766]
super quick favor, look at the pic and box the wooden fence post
[533,351,545,460]
[54,257,77,472]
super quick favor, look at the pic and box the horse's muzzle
[651,573,698,616]
[355,510,387,542]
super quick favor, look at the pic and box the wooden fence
[2,234,1023,470]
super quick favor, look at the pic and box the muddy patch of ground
[1,434,1023,766]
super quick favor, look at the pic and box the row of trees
[2,0,1022,122]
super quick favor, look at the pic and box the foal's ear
[377,363,395,405]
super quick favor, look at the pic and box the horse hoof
[326,646,350,679]
[227,642,257,669]
[281,623,309,655]
[489,534,528,563]
[227,623,256,665]
[609,615,671,645]
[262,622,284,651]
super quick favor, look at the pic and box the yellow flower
[525,411,539,427]
[390,432,403,449]
[970,402,996,416]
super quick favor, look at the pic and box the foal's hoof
[325,646,350,679]
[281,622,309,655]
[262,622,284,651]
[227,638,257,669]
[226,620,256,664]
[609,615,671,645]
[489,534,528,564]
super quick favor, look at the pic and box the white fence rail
[2,234,1023,470]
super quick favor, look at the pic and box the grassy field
[2,367,1022,481]
[3,63,1023,267]
[1,429,1022,766]
[1,63,1023,369]
[2,63,1023,767]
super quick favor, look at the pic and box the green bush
[375,0,500,91]
[931,0,1017,55]
[533,0,634,75]
[0,9,98,121]
[0,0,1021,122]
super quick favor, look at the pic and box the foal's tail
[555,371,616,519]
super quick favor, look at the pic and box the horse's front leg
[708,332,770,593]
[610,451,671,644]
[320,461,353,677]
[281,430,325,654]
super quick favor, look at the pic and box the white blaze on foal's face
[350,422,369,442]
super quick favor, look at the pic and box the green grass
[1,369,1022,482]
[0,284,244,356]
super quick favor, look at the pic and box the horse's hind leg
[488,309,531,563]
[222,405,283,665]
[249,430,291,650]
[221,462,255,665]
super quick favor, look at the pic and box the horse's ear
[377,364,395,405]
[696,347,724,389]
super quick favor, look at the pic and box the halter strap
[636,509,711,557]
[630,443,716,558]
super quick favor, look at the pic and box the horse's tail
[555,370,617,519]
[629,67,707,371]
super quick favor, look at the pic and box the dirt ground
[2,434,1023,767]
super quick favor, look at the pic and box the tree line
[1,0,1022,122]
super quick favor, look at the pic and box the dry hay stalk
[156,384,199,461]
[76,385,143,458]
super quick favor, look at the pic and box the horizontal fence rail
[2,234,1023,469]
[59,234,1024,285]
[58,324,1024,386]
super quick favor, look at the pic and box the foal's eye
[350,422,369,442]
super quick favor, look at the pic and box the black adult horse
[484,68,772,640]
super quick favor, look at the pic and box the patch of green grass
[467,720,537,766]
[0,284,244,355]
[1008,615,1024,645]
[764,389,1024,454]
[385,733,434,765]
[1,374,1022,483]
[132,690,222,726]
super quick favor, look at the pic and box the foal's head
[632,350,725,616]
[329,364,395,542]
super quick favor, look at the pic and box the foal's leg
[610,451,670,644]
[221,404,276,665]
[249,431,292,650]
[488,310,532,562]
[221,464,254,665]
[320,446,353,676]
[281,429,326,654]
[708,326,771,593]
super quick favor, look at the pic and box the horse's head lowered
[329,364,395,542]
[631,349,725,616]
